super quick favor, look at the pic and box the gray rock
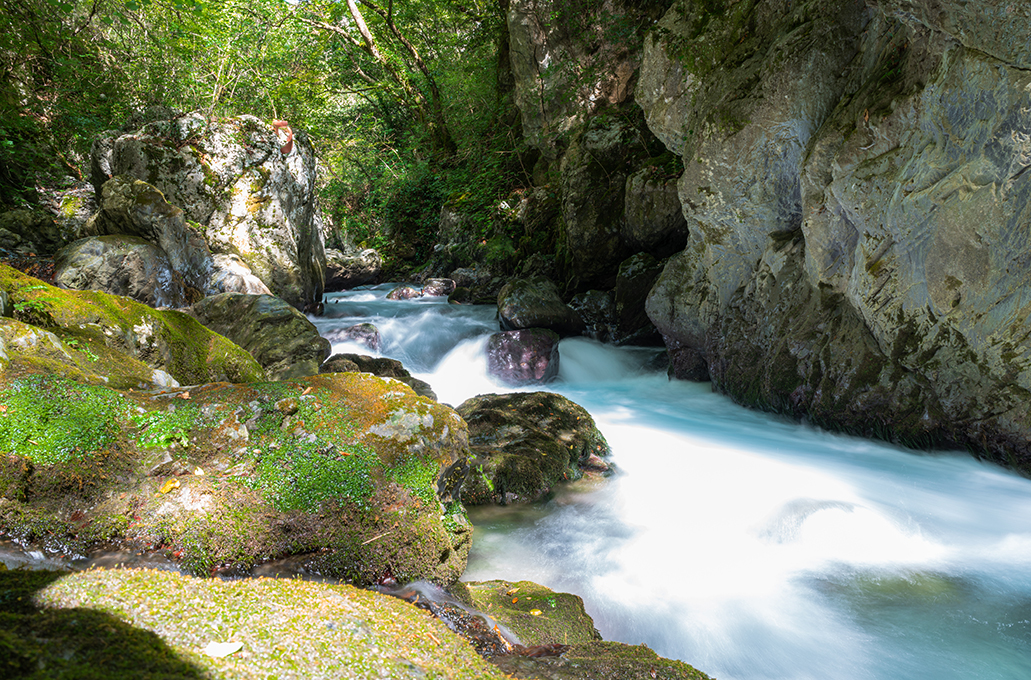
[497,276,584,336]
[568,290,616,343]
[0,209,66,255]
[54,235,191,308]
[422,278,456,297]
[486,328,561,385]
[209,253,274,296]
[622,165,688,257]
[90,114,326,310]
[325,248,382,291]
[325,322,381,351]
[386,285,423,301]
[189,293,331,381]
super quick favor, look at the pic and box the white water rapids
[317,284,1031,680]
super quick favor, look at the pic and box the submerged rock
[486,329,560,385]
[457,392,610,505]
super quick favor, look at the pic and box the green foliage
[132,403,203,449]
[0,375,127,464]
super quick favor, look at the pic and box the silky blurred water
[318,285,1031,680]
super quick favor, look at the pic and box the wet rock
[486,329,560,386]
[324,322,381,351]
[325,248,382,291]
[387,285,424,301]
[209,253,273,296]
[422,278,456,297]
[569,290,616,342]
[320,353,436,401]
[188,293,330,381]
[457,392,609,505]
[497,276,584,337]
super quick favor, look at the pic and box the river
[314,284,1031,680]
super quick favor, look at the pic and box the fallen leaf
[530,609,542,616]
[179,391,191,400]
[194,467,204,476]
[202,641,243,658]
[158,479,180,494]
[301,386,313,395]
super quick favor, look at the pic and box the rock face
[325,247,382,291]
[457,392,610,505]
[91,114,326,310]
[486,329,560,385]
[497,276,584,336]
[507,0,661,154]
[189,293,331,381]
[636,1,1031,470]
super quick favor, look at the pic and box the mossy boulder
[0,265,265,387]
[459,579,712,680]
[0,371,473,585]
[2,568,507,679]
[456,392,610,505]
[189,293,331,381]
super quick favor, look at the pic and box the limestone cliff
[636,0,1031,471]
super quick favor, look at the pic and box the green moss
[0,375,127,464]
[132,402,203,449]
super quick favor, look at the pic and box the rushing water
[316,284,1031,680]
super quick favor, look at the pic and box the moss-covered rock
[0,265,264,387]
[0,371,473,585]
[459,579,711,680]
[1,567,507,679]
[321,353,437,401]
[189,293,331,381]
[456,392,610,505]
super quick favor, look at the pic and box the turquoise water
[320,286,1031,680]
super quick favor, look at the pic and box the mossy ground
[0,567,507,680]
[0,372,472,585]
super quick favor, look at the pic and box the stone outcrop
[634,0,1031,471]
[90,114,326,310]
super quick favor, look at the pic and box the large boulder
[622,161,688,258]
[208,253,274,296]
[90,114,326,310]
[0,265,265,388]
[497,276,584,336]
[325,247,382,291]
[54,235,192,309]
[188,293,331,381]
[0,209,67,255]
[486,329,561,385]
[639,1,1031,471]
[457,392,610,505]
[0,371,472,586]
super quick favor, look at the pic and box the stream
[315,284,1031,680]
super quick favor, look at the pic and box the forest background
[0,0,544,277]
